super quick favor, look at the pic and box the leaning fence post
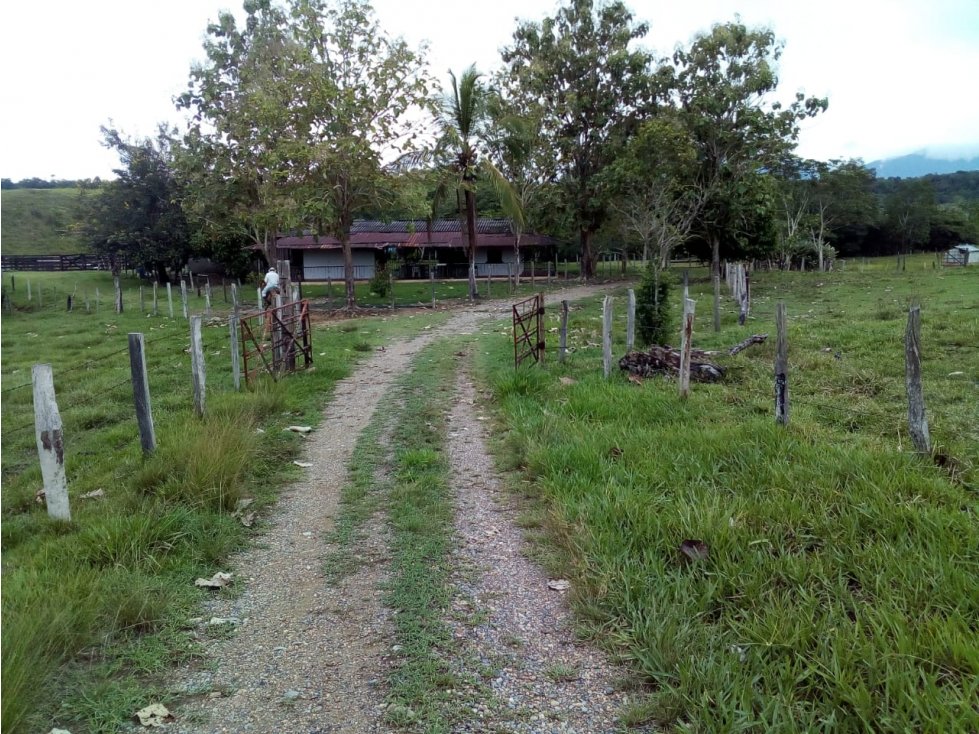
[904,305,931,453]
[114,277,123,313]
[229,314,241,391]
[128,333,156,453]
[180,281,189,319]
[626,288,636,351]
[679,298,695,398]
[190,316,206,417]
[602,295,613,378]
[559,300,569,364]
[775,301,789,425]
[32,364,70,521]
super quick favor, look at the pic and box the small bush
[636,265,672,346]
[369,266,392,297]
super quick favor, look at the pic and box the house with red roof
[275,218,559,281]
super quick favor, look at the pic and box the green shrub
[369,266,392,297]
[636,265,672,346]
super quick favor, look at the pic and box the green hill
[0,188,87,255]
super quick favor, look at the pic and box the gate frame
[512,293,545,368]
[239,299,313,385]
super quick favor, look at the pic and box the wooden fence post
[32,364,70,521]
[128,333,156,453]
[257,288,264,326]
[679,298,695,398]
[166,282,174,318]
[775,301,789,425]
[114,277,123,313]
[229,314,241,391]
[602,295,613,378]
[95,287,100,312]
[27,279,32,301]
[712,273,721,332]
[190,316,206,417]
[180,281,189,319]
[204,283,212,317]
[231,282,239,314]
[904,305,931,453]
[152,282,158,315]
[139,285,145,314]
[559,300,569,363]
[431,267,436,309]
[626,288,636,351]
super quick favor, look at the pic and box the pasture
[480,256,978,731]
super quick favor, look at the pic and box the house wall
[475,247,521,277]
[302,250,376,280]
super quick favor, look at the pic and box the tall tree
[885,178,936,253]
[289,0,433,307]
[500,0,656,278]
[430,65,523,300]
[177,1,300,268]
[671,20,826,320]
[77,126,191,281]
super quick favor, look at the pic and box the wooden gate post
[229,315,242,391]
[775,301,789,425]
[559,300,569,363]
[128,333,156,453]
[679,298,695,398]
[32,364,70,521]
[602,295,613,378]
[626,289,636,351]
[190,316,206,417]
[905,305,931,453]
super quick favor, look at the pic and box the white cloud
[1,0,976,180]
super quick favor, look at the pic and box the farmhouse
[943,243,979,266]
[274,218,559,281]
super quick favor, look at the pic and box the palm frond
[480,158,525,231]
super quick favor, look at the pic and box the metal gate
[239,299,313,385]
[512,293,545,367]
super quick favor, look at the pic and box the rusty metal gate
[239,299,313,385]
[512,293,545,367]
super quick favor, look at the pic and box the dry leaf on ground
[547,579,571,591]
[195,572,233,589]
[134,703,174,726]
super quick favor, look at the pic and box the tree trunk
[581,229,595,279]
[514,233,522,287]
[343,234,355,308]
[154,261,170,284]
[466,188,478,301]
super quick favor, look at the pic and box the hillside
[866,152,979,178]
[0,188,87,255]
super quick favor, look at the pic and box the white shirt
[264,271,280,289]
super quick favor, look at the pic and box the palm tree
[433,65,523,300]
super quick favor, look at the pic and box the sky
[1,0,977,182]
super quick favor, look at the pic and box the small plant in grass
[369,266,392,297]
[544,663,579,682]
[635,264,672,346]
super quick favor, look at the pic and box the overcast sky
[1,0,977,181]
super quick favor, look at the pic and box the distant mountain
[866,153,979,179]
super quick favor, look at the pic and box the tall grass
[479,259,978,732]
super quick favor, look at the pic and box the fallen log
[619,334,768,382]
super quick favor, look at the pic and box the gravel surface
[444,371,632,733]
[166,283,623,734]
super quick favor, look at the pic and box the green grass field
[477,256,979,731]
[1,188,87,254]
[0,272,446,732]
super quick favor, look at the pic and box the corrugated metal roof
[277,218,557,250]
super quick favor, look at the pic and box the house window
[486,248,503,264]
